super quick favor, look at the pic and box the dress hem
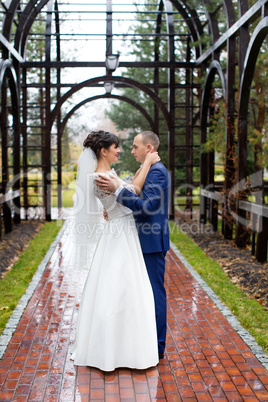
[73,360,159,372]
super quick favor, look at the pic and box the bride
[71,130,160,371]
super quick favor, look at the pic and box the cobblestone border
[0,221,67,359]
[171,242,268,371]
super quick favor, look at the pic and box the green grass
[62,180,76,208]
[52,180,76,208]
[25,172,75,207]
[0,220,63,335]
[169,221,268,354]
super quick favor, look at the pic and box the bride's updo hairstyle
[83,130,119,159]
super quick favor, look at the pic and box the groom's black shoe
[158,351,164,359]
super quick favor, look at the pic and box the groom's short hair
[139,131,160,151]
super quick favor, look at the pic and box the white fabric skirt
[71,214,159,371]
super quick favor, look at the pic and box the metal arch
[200,60,226,224]
[8,60,21,224]
[1,0,20,40]
[1,0,21,59]
[14,0,39,54]
[202,0,220,45]
[169,0,203,59]
[0,59,18,94]
[50,75,170,132]
[0,58,21,223]
[237,17,268,174]
[200,60,226,128]
[180,1,204,37]
[196,0,267,65]
[239,17,268,121]
[236,17,268,247]
[238,0,249,80]
[17,0,51,58]
[58,94,155,139]
[179,0,205,57]
[0,59,20,120]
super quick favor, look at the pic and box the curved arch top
[169,0,203,58]
[14,0,41,54]
[2,0,20,41]
[59,94,155,139]
[50,75,170,132]
[0,59,18,96]
[239,17,268,121]
[201,60,226,128]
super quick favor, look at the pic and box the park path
[0,222,268,401]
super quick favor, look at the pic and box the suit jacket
[117,162,170,254]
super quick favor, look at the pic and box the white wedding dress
[71,170,159,371]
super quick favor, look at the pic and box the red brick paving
[0,230,268,401]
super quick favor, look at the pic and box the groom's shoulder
[150,161,169,174]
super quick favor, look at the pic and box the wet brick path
[0,223,268,401]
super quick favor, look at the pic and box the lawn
[52,180,76,208]
[0,220,63,335]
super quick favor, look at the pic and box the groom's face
[131,134,148,163]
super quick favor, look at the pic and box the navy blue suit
[117,162,170,354]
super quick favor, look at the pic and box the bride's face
[105,143,121,164]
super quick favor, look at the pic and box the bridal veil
[72,147,104,269]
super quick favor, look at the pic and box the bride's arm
[95,152,160,194]
[131,152,160,194]
[132,167,142,181]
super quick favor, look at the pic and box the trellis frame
[0,0,267,253]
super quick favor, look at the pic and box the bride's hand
[144,151,160,166]
[95,174,121,193]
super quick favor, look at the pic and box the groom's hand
[95,174,120,193]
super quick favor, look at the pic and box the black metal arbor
[0,1,267,257]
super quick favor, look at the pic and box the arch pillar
[0,59,21,230]
[235,17,268,247]
[200,61,226,225]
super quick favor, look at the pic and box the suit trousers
[143,251,167,355]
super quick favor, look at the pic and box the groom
[96,131,170,359]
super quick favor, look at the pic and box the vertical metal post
[154,1,163,135]
[256,216,268,263]
[165,0,175,219]
[106,0,113,78]
[208,96,215,229]
[44,0,53,221]
[55,0,62,211]
[11,64,21,224]
[235,0,249,246]
[222,1,236,239]
[185,37,193,217]
[223,35,236,239]
[1,76,12,233]
[200,91,208,225]
[22,67,28,219]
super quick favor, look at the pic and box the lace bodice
[93,169,135,219]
